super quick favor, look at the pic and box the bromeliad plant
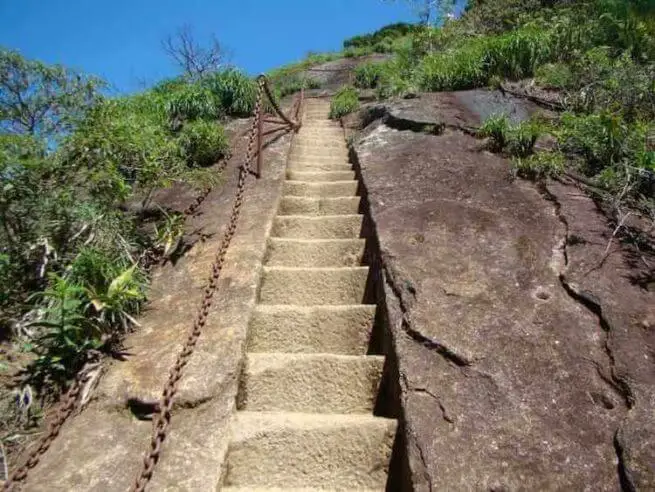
[27,275,101,387]
[153,208,186,259]
[85,264,146,332]
[479,114,543,157]
[26,261,146,388]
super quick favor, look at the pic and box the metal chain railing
[129,75,300,492]
[2,75,302,492]
[3,352,102,491]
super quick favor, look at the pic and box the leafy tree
[0,49,233,390]
[383,0,456,25]
[0,48,104,138]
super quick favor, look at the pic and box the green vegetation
[354,62,385,89]
[203,69,257,117]
[337,0,654,205]
[479,114,542,157]
[513,151,566,180]
[417,27,551,91]
[0,48,256,393]
[329,87,360,119]
[343,23,421,57]
[178,120,229,168]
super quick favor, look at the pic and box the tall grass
[329,87,360,119]
[417,27,552,91]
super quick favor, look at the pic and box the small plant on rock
[479,113,511,152]
[329,86,360,119]
[480,115,543,156]
[177,120,228,168]
[354,62,384,89]
[513,151,566,180]
[508,120,542,157]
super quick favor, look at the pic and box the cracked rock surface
[351,92,655,491]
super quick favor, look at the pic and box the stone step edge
[267,237,365,244]
[262,266,369,273]
[253,303,376,312]
[231,410,396,429]
[245,353,385,363]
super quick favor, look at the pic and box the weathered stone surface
[300,54,390,90]
[352,95,655,490]
[547,180,655,491]
[22,118,293,491]
[343,90,549,137]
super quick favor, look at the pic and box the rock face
[301,54,391,90]
[350,92,655,490]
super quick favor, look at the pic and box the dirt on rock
[349,93,655,490]
[301,54,391,91]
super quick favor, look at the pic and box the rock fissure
[378,248,473,367]
[363,104,478,138]
[398,371,434,492]
[540,181,570,269]
[413,387,455,424]
[558,276,635,409]
[614,427,638,492]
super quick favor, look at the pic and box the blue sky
[0,1,464,94]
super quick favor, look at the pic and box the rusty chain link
[2,352,102,492]
[183,155,231,217]
[262,80,301,131]
[1,75,301,492]
[130,75,298,492]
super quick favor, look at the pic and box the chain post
[256,101,263,178]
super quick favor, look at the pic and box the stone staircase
[222,99,397,490]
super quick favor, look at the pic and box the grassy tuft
[177,120,229,168]
[354,62,385,89]
[329,86,360,119]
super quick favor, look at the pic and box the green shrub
[556,112,654,179]
[567,51,655,120]
[274,74,321,98]
[508,120,542,157]
[344,46,373,58]
[535,62,575,89]
[417,27,552,91]
[68,247,131,293]
[343,23,420,50]
[269,52,342,78]
[304,52,342,65]
[479,114,512,151]
[374,57,419,99]
[151,76,188,95]
[513,151,566,179]
[166,84,218,122]
[354,62,384,89]
[557,111,629,173]
[480,115,542,156]
[329,86,360,119]
[28,263,146,386]
[62,94,185,202]
[177,120,228,167]
[203,69,257,117]
[373,40,394,53]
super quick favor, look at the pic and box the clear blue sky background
[0,0,465,94]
